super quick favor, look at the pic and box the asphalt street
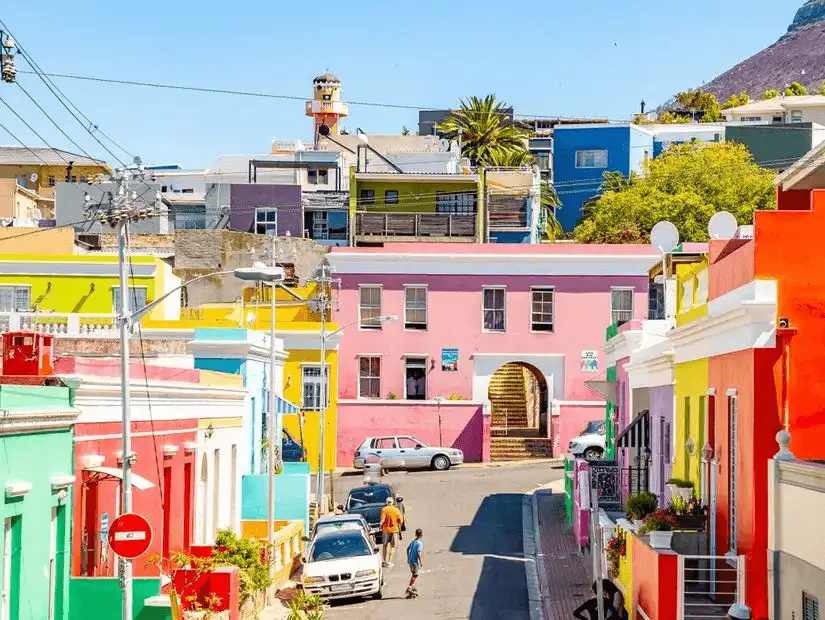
[323,462,564,620]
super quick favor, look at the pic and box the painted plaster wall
[708,239,755,300]
[68,577,166,620]
[631,534,678,620]
[351,180,480,212]
[241,467,311,533]
[336,402,484,465]
[673,358,708,487]
[194,423,245,545]
[0,427,74,620]
[648,385,674,503]
[228,184,302,236]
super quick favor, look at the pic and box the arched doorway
[487,362,549,434]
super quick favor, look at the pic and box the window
[308,211,348,241]
[531,288,555,332]
[404,357,427,400]
[648,280,664,320]
[302,365,329,410]
[112,287,148,313]
[376,438,397,449]
[436,191,476,213]
[359,286,382,329]
[255,207,278,235]
[182,188,195,194]
[804,593,820,620]
[69,176,77,183]
[740,116,762,122]
[174,207,206,230]
[308,169,329,185]
[611,288,633,324]
[404,286,427,330]
[536,153,551,170]
[0,285,31,312]
[384,190,399,205]
[48,176,55,187]
[483,287,506,332]
[728,395,738,553]
[359,189,375,206]
[791,110,804,123]
[161,185,168,192]
[399,437,424,449]
[575,149,608,169]
[772,116,783,124]
[358,356,381,399]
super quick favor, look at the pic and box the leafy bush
[625,492,658,521]
[668,496,705,517]
[287,591,326,620]
[666,478,695,489]
[638,509,677,535]
[605,532,626,577]
[212,529,272,605]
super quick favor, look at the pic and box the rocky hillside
[702,0,825,101]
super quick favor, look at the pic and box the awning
[83,466,155,491]
[616,410,650,449]
[585,379,617,404]
[276,395,301,415]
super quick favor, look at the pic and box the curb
[523,488,552,620]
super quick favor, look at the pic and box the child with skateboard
[405,528,424,598]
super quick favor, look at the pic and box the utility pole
[85,161,159,620]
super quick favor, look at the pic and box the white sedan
[301,529,383,600]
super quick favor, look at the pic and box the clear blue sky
[0,0,804,168]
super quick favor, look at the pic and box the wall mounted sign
[581,350,599,373]
[441,348,458,371]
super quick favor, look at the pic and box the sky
[0,0,805,168]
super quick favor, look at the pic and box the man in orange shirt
[380,496,404,567]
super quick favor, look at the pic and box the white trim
[400,353,429,358]
[605,329,645,367]
[624,351,675,389]
[75,428,195,442]
[707,388,717,396]
[481,286,507,333]
[187,339,288,363]
[358,284,383,331]
[0,260,156,278]
[0,408,79,434]
[326,252,661,277]
[49,475,75,490]
[183,441,198,452]
[163,445,180,456]
[338,398,485,406]
[610,286,635,325]
[529,286,555,333]
[79,454,104,468]
[554,400,606,407]
[403,284,428,332]
[670,279,777,364]
[470,352,565,358]
[5,482,32,498]
[726,388,738,397]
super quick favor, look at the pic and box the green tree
[819,81,825,96]
[437,95,533,166]
[674,89,723,122]
[486,148,536,167]
[573,142,776,244]
[657,111,690,124]
[762,89,780,100]
[540,180,562,240]
[722,91,750,109]
[401,126,410,135]
[784,81,808,96]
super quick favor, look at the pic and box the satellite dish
[318,124,331,137]
[650,220,679,254]
[708,211,738,240]
[29,172,38,183]
[438,138,449,152]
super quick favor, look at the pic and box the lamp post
[315,314,398,511]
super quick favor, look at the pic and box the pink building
[327,243,661,466]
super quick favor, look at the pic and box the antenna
[650,220,679,254]
[708,211,738,240]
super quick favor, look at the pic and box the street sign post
[108,513,153,560]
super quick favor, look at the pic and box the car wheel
[583,447,603,461]
[373,580,384,600]
[431,455,451,471]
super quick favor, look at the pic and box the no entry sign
[107,513,153,559]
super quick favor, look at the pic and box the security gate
[677,554,745,620]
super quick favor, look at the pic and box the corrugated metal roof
[0,146,107,167]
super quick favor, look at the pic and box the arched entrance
[487,362,549,434]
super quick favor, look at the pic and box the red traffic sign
[108,513,153,559]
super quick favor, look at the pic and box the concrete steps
[490,436,554,461]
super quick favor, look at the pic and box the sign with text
[441,348,458,372]
[580,350,599,373]
[108,513,152,560]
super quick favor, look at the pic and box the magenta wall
[337,402,485,465]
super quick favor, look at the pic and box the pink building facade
[327,243,661,466]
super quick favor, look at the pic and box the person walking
[602,579,627,619]
[572,582,609,620]
[405,528,424,598]
[379,496,403,567]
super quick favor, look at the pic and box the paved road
[324,462,563,620]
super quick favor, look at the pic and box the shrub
[638,509,677,535]
[666,478,694,489]
[625,491,658,521]
[605,532,626,577]
[212,529,272,605]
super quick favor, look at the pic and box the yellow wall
[616,525,634,613]
[0,163,110,199]
[0,228,75,254]
[675,259,709,327]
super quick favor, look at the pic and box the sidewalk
[532,490,593,620]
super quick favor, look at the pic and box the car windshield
[316,521,362,534]
[310,533,372,562]
[581,420,603,435]
[347,486,391,508]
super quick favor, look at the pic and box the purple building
[228,184,303,237]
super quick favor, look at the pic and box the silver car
[353,436,464,471]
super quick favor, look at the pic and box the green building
[0,383,78,620]
[726,122,821,170]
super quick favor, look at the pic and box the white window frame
[482,286,506,333]
[728,394,738,555]
[111,286,148,314]
[254,207,278,236]
[403,356,428,400]
[301,364,330,411]
[530,287,555,332]
[358,285,383,330]
[0,285,31,312]
[790,110,804,123]
[803,593,819,620]
[575,149,608,169]
[404,285,428,331]
[358,356,381,399]
[610,287,634,324]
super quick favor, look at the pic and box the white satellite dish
[29,172,38,183]
[708,211,738,240]
[650,220,680,254]
[438,138,449,152]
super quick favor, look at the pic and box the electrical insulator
[1,55,16,84]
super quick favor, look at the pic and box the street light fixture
[701,443,713,463]
[685,437,695,457]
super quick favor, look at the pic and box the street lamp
[315,314,398,510]
[685,437,695,457]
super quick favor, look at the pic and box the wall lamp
[205,423,215,439]
[685,437,695,457]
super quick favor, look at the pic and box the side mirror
[396,496,403,503]
[336,504,345,511]
[414,445,422,449]
[302,536,310,542]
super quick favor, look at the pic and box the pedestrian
[405,528,424,598]
[572,582,609,620]
[379,496,404,567]
[602,579,627,619]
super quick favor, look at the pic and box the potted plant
[667,496,707,530]
[638,509,677,549]
[605,532,626,578]
[666,478,695,502]
[625,491,658,528]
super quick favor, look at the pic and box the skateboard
[405,587,419,599]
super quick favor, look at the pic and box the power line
[0,92,73,165]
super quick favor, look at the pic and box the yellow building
[671,254,710,489]
[0,146,110,200]
[0,178,54,220]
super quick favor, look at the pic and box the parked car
[283,429,304,462]
[300,528,383,600]
[307,514,371,541]
[353,435,464,471]
[341,482,405,538]
[568,420,607,461]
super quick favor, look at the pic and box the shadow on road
[450,493,531,620]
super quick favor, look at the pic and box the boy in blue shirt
[405,528,424,598]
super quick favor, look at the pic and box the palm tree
[437,95,533,166]
[486,148,536,167]
[541,180,563,240]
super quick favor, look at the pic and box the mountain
[702,0,825,101]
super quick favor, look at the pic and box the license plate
[331,584,353,593]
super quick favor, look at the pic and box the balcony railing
[0,312,124,337]
[355,212,476,238]
[487,194,528,229]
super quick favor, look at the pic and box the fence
[676,554,745,620]
[588,461,650,512]
[0,312,123,337]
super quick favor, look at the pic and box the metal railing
[354,212,476,238]
[0,311,124,337]
[677,554,745,620]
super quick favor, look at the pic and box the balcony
[487,194,528,230]
[354,212,477,242]
[0,312,122,337]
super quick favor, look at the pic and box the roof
[723,95,825,116]
[313,72,341,83]
[774,139,825,190]
[0,146,107,167]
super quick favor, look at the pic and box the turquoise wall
[68,577,169,620]
[0,386,75,620]
[241,467,310,534]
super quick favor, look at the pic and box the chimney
[640,100,646,114]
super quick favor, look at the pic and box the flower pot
[673,487,693,502]
[673,514,706,531]
[633,519,644,530]
[648,530,674,549]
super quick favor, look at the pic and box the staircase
[490,436,554,461]
[488,364,529,428]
